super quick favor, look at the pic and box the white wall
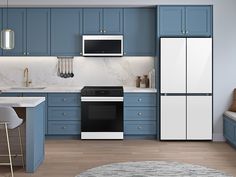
[0,0,235,141]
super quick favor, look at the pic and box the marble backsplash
[0,56,155,87]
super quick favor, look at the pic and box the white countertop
[0,86,157,93]
[0,97,45,107]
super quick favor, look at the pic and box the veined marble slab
[0,97,45,107]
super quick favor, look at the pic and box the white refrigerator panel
[161,96,186,140]
[161,38,186,93]
[187,96,212,140]
[187,38,212,93]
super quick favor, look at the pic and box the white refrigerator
[160,38,212,140]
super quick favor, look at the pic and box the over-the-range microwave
[82,35,123,57]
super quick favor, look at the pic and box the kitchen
[0,0,236,177]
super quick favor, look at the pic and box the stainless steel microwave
[82,35,123,57]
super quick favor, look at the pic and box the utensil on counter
[71,58,74,78]
[60,59,64,78]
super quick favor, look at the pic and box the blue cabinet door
[83,8,103,34]
[124,8,156,56]
[185,6,212,36]
[51,9,82,56]
[159,6,185,36]
[3,8,26,56]
[103,8,123,34]
[26,9,50,56]
[0,9,2,55]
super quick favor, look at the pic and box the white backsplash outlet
[0,56,155,87]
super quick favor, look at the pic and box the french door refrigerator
[160,38,212,140]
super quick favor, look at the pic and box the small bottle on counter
[136,76,141,88]
[143,75,150,88]
[140,77,146,88]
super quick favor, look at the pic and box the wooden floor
[0,140,236,177]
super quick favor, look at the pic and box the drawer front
[124,121,156,135]
[48,107,80,121]
[48,121,80,135]
[0,93,22,97]
[48,93,80,106]
[124,93,156,106]
[124,107,156,121]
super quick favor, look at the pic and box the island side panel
[26,102,45,173]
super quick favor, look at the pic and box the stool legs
[18,127,24,168]
[5,123,14,177]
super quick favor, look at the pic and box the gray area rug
[76,161,233,177]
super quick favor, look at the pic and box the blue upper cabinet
[159,6,212,36]
[83,8,123,34]
[83,8,103,34]
[0,9,2,56]
[27,9,50,56]
[3,8,27,56]
[51,9,82,56]
[159,6,185,36]
[185,6,212,36]
[103,8,123,34]
[124,8,156,56]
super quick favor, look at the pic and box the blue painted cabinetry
[124,8,156,56]
[22,93,48,135]
[83,8,123,34]
[3,8,27,56]
[51,9,82,56]
[159,6,212,36]
[124,93,157,138]
[0,9,2,55]
[47,93,81,135]
[26,9,50,56]
[224,116,236,148]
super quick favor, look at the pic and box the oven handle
[81,97,123,102]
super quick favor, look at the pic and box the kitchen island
[0,97,45,173]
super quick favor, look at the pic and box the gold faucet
[23,68,32,87]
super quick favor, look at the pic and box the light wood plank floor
[0,140,236,177]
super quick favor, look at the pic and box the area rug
[76,161,232,177]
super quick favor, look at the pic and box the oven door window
[82,102,123,132]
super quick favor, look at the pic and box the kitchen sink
[10,87,46,90]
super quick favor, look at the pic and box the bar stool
[0,106,24,177]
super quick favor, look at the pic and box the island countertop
[0,97,45,107]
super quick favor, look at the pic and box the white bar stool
[0,106,24,177]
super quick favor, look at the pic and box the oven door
[81,97,123,132]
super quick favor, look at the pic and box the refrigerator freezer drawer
[161,96,186,140]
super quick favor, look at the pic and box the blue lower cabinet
[48,93,81,107]
[124,107,156,121]
[48,121,80,135]
[48,107,80,121]
[124,93,156,107]
[124,121,156,135]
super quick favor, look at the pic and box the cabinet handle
[103,29,106,33]
[182,30,185,34]
[27,52,29,55]
[62,126,67,129]
[137,126,142,130]
[80,52,82,55]
[23,52,26,55]
[63,98,67,101]
[62,112,66,116]
[138,112,142,116]
[100,30,103,33]
[124,52,126,55]
[185,30,189,34]
[138,98,142,102]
